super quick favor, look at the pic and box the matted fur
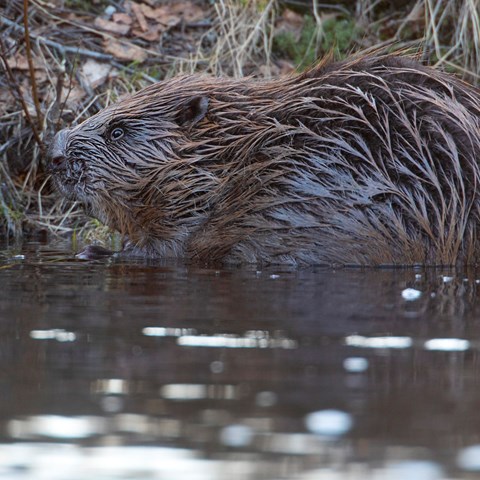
[49,53,480,266]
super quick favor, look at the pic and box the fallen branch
[0,15,159,83]
[1,15,116,61]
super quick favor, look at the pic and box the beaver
[48,52,480,266]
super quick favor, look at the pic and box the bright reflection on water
[3,242,480,479]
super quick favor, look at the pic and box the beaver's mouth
[50,164,113,229]
[52,172,100,219]
[49,155,90,202]
[53,174,87,201]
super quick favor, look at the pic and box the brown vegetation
[0,0,479,245]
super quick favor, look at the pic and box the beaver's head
[47,78,212,248]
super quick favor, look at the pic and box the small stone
[104,5,117,18]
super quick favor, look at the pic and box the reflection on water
[2,242,480,478]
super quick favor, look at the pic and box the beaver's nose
[47,129,70,171]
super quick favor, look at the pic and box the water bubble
[255,391,277,407]
[424,338,470,352]
[101,396,124,413]
[210,360,224,374]
[304,409,352,437]
[8,415,104,439]
[220,424,253,447]
[55,331,76,342]
[29,329,76,342]
[345,335,412,349]
[457,444,480,471]
[343,357,369,373]
[401,288,422,300]
[385,460,443,480]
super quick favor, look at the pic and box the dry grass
[0,0,479,247]
[166,0,278,76]
[423,0,480,82]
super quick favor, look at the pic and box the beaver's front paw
[76,244,115,260]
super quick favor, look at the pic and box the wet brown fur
[49,52,480,266]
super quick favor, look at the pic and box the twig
[1,15,115,61]
[22,0,43,128]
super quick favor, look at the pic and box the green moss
[322,17,358,55]
[115,61,157,94]
[145,66,164,81]
[273,15,359,70]
[116,62,141,85]
[80,219,121,250]
[0,203,24,237]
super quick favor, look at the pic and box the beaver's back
[179,55,480,265]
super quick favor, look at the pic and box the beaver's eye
[110,127,124,141]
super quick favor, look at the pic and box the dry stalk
[424,0,479,82]
[22,0,44,130]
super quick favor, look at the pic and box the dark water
[1,242,480,479]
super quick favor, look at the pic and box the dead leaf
[132,24,163,41]
[113,13,133,25]
[275,8,305,41]
[6,53,44,70]
[131,2,149,31]
[276,59,296,75]
[34,70,48,84]
[103,38,148,62]
[94,17,131,35]
[126,1,205,27]
[80,59,112,88]
[44,83,86,109]
[170,1,205,23]
[285,8,305,25]
[64,86,87,108]
[136,2,158,20]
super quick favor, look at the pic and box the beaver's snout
[47,129,70,172]
[47,127,89,203]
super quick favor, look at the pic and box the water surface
[1,242,480,479]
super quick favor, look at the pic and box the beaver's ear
[177,96,209,126]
